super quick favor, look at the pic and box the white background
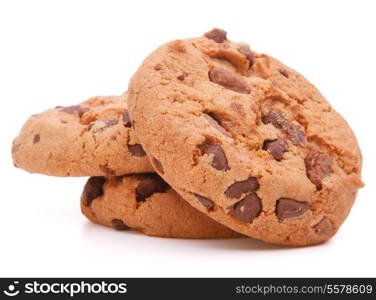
[0,0,375,277]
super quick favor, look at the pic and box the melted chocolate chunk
[204,113,231,137]
[229,193,261,223]
[209,66,251,94]
[81,177,106,206]
[60,105,89,117]
[284,124,306,145]
[88,119,118,131]
[204,28,227,43]
[238,44,254,68]
[33,134,40,144]
[262,111,306,145]
[313,217,334,236]
[128,144,146,157]
[136,175,169,202]
[262,111,286,129]
[199,140,229,171]
[263,139,288,161]
[225,177,259,198]
[194,193,214,211]
[305,151,333,190]
[276,198,309,220]
[111,219,130,231]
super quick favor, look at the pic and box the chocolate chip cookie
[81,174,241,239]
[128,29,363,246]
[12,93,153,176]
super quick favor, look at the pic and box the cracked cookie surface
[81,174,241,239]
[128,29,363,246]
[12,93,153,176]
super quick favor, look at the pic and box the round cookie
[12,93,153,176]
[81,174,241,239]
[128,29,363,246]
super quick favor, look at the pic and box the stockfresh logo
[2,280,127,297]
[3,281,20,297]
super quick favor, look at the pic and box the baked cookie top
[128,29,363,246]
[81,173,241,239]
[12,93,153,176]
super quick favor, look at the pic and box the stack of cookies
[12,29,363,246]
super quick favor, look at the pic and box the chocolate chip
[60,105,89,117]
[262,111,286,129]
[263,139,288,161]
[305,151,333,190]
[204,113,231,137]
[229,193,261,223]
[194,194,214,211]
[209,66,251,94]
[61,105,80,114]
[284,124,306,145]
[123,110,132,127]
[238,44,254,68]
[225,177,259,198]
[111,219,130,231]
[81,177,106,206]
[60,119,68,124]
[33,134,40,144]
[99,164,116,175]
[128,144,146,157]
[12,143,21,153]
[136,175,169,202]
[198,140,229,171]
[55,106,63,109]
[313,217,334,236]
[279,69,289,77]
[204,28,227,43]
[152,157,164,174]
[276,198,309,220]
[88,119,118,131]
[177,72,187,80]
[154,64,162,71]
[262,111,306,145]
